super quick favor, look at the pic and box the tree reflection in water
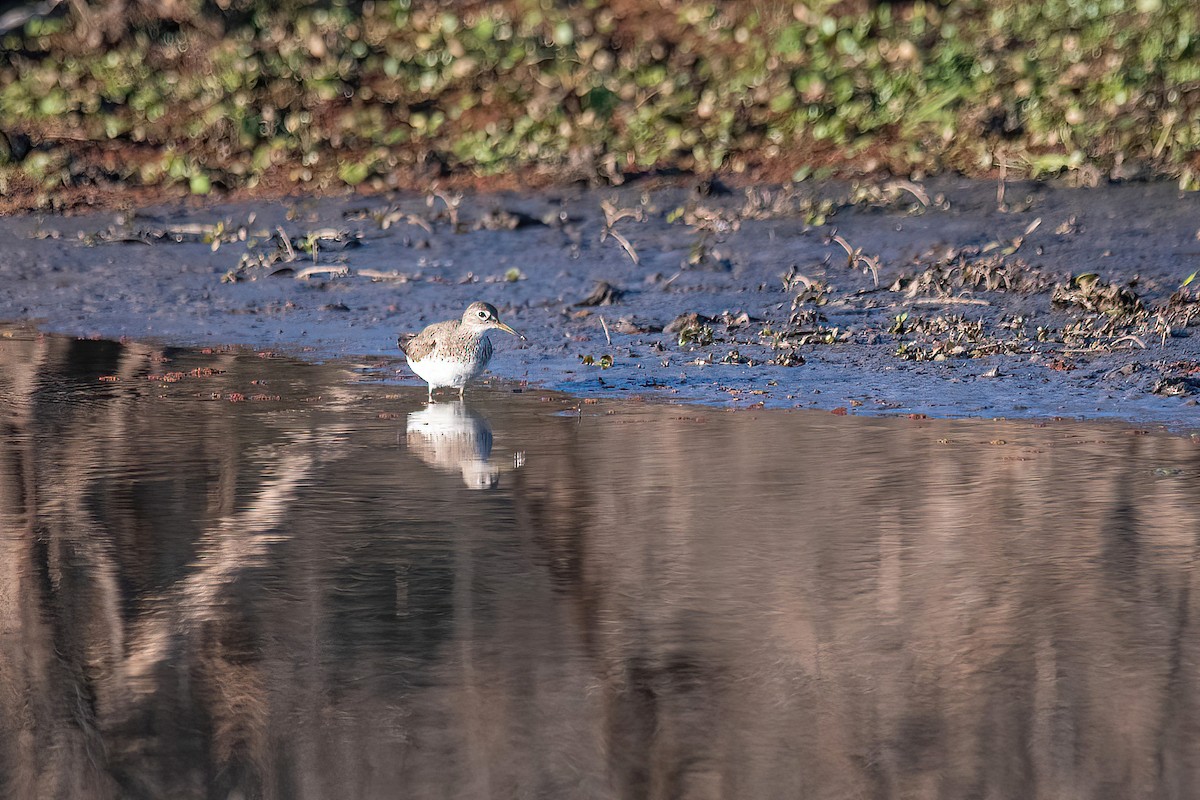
[1,332,1199,799]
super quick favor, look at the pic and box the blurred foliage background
[1,0,1198,208]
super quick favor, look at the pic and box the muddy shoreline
[3,177,1199,426]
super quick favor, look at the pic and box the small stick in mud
[832,234,880,287]
[357,269,412,282]
[1109,335,1147,350]
[600,199,644,265]
[428,191,462,228]
[294,266,349,280]
[997,156,1008,211]
[276,226,295,261]
[913,297,991,306]
[884,180,930,207]
[607,228,640,264]
[600,200,645,228]
[599,316,612,346]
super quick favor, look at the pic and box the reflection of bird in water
[399,302,524,401]
[406,402,524,489]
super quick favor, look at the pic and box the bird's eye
[477,310,487,318]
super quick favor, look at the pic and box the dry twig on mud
[913,297,992,306]
[885,179,931,207]
[831,234,881,287]
[600,199,644,265]
[294,266,349,280]
[276,226,295,261]
[427,190,463,228]
[357,269,413,282]
[343,204,433,232]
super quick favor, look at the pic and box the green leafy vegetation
[1,0,1199,208]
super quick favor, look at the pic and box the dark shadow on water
[2,332,1200,799]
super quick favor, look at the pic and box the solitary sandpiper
[399,301,524,400]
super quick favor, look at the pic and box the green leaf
[189,174,211,195]
[338,161,371,186]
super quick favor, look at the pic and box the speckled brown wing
[399,320,456,362]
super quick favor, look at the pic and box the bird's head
[462,302,524,339]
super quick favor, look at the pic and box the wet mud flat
[2,178,1200,423]
[2,332,1200,799]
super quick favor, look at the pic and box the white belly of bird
[407,353,489,389]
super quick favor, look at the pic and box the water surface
[2,333,1199,800]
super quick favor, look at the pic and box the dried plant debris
[1151,361,1200,396]
[667,203,742,234]
[474,208,545,231]
[665,310,759,340]
[787,308,830,330]
[225,228,363,282]
[892,249,1051,297]
[719,348,757,365]
[769,349,806,367]
[299,228,364,251]
[831,235,881,286]
[739,186,801,220]
[694,176,733,197]
[733,185,842,225]
[846,180,946,214]
[721,311,761,329]
[665,312,713,334]
[677,324,715,347]
[685,238,734,272]
[579,354,614,369]
[1055,216,1081,236]
[574,281,626,307]
[1060,316,1148,348]
[888,312,1032,361]
[1156,283,1200,330]
[612,317,663,335]
[665,312,719,347]
[344,205,433,233]
[766,318,846,346]
[1152,378,1196,396]
[782,267,831,308]
[667,311,710,333]
[797,197,839,227]
[1052,274,1145,319]
[892,314,988,360]
[82,219,258,249]
[426,192,464,229]
[598,200,645,264]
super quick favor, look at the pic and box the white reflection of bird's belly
[407,354,488,388]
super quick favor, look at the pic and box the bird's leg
[427,384,434,402]
[458,385,465,400]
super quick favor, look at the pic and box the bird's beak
[495,320,525,340]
